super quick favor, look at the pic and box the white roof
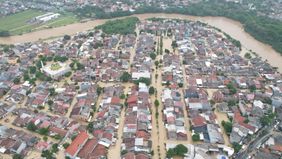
[196,79,203,85]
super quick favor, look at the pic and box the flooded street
[0,13,281,71]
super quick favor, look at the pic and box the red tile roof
[77,138,98,158]
[191,115,206,127]
[65,131,89,157]
[111,96,121,104]
[127,95,138,104]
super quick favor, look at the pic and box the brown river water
[0,13,281,72]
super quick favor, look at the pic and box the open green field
[0,10,43,32]
[0,10,79,35]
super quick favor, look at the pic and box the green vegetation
[50,63,62,71]
[192,133,200,141]
[166,144,188,158]
[244,52,252,59]
[133,77,151,86]
[221,120,232,135]
[260,111,276,126]
[70,60,85,70]
[27,122,37,132]
[95,17,139,35]
[0,10,43,35]
[63,143,70,149]
[13,154,23,159]
[227,83,237,95]
[0,10,78,35]
[232,142,242,153]
[149,86,155,95]
[120,72,131,82]
[150,52,157,60]
[75,0,282,54]
[154,99,160,107]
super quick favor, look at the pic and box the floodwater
[0,13,281,71]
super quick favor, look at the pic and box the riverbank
[0,13,282,72]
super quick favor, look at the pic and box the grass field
[0,10,79,35]
[0,10,43,32]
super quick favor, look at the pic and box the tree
[192,133,200,141]
[150,52,157,60]
[171,40,178,49]
[178,83,183,88]
[149,86,155,95]
[38,127,49,135]
[154,61,159,67]
[13,77,21,84]
[154,99,160,107]
[41,150,54,159]
[29,66,37,74]
[27,122,37,131]
[87,122,93,132]
[120,94,126,99]
[63,35,71,41]
[0,30,10,37]
[228,100,237,107]
[47,100,54,106]
[97,86,103,95]
[51,143,59,153]
[120,72,131,82]
[174,144,188,156]
[166,148,175,158]
[63,143,70,149]
[48,88,56,96]
[244,52,252,59]
[13,154,23,159]
[43,136,48,142]
[232,142,242,153]
[221,121,232,135]
[249,85,256,92]
[65,72,72,77]
[227,83,237,95]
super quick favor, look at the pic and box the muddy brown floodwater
[0,13,282,71]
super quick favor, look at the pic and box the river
[0,13,281,72]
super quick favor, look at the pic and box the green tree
[174,144,188,156]
[154,99,160,107]
[63,35,71,41]
[13,77,21,84]
[221,121,232,135]
[150,52,157,60]
[0,30,10,37]
[120,72,131,82]
[41,150,54,159]
[38,127,49,135]
[192,133,200,141]
[63,143,70,149]
[149,86,155,95]
[29,66,37,74]
[13,154,23,159]
[232,142,242,153]
[27,122,37,131]
[51,143,59,153]
[97,86,103,95]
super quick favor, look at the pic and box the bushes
[166,144,188,158]
[221,120,232,135]
[95,17,139,35]
[192,133,200,141]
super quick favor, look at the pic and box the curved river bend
[0,13,281,72]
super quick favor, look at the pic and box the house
[65,131,89,159]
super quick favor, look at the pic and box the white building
[42,62,71,79]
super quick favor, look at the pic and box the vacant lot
[0,10,78,35]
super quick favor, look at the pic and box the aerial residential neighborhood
[0,0,282,159]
